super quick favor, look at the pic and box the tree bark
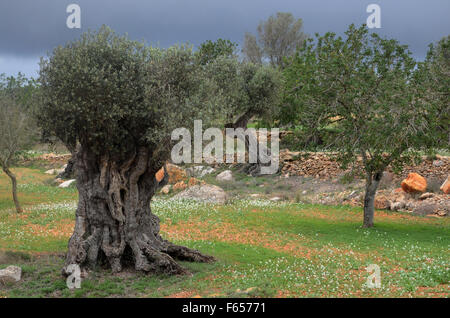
[57,144,78,180]
[63,145,214,276]
[57,155,76,179]
[2,166,22,213]
[363,171,383,228]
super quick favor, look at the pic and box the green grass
[0,167,449,298]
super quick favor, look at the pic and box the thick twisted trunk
[63,146,214,276]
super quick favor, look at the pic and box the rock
[440,176,450,194]
[412,203,438,216]
[45,167,66,175]
[187,177,204,187]
[250,194,260,198]
[160,185,171,194]
[173,181,187,191]
[216,170,233,182]
[58,179,76,188]
[401,173,427,193]
[199,167,215,178]
[374,195,389,209]
[345,190,358,201]
[53,178,64,185]
[166,163,187,184]
[186,166,215,178]
[390,201,405,211]
[172,184,227,204]
[155,167,165,183]
[270,196,282,202]
[0,266,22,284]
[419,192,434,200]
[433,160,443,167]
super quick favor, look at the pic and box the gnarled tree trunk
[63,146,214,276]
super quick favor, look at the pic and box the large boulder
[0,266,22,284]
[401,173,427,193]
[440,176,450,194]
[172,184,227,204]
[216,170,233,182]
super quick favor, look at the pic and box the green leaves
[196,39,237,65]
[282,24,443,173]
[38,27,220,161]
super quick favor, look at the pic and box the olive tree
[206,58,282,129]
[283,25,442,227]
[37,27,229,275]
[204,57,282,175]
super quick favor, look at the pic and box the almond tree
[283,25,442,227]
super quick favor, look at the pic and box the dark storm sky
[0,0,449,77]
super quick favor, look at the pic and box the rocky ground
[30,150,450,218]
[157,150,449,217]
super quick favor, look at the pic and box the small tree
[0,93,35,213]
[38,27,266,275]
[283,25,441,227]
[243,12,307,68]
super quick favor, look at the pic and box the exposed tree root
[62,146,215,277]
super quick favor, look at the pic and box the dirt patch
[24,219,74,238]
[160,220,371,262]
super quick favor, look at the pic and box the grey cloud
[0,0,449,76]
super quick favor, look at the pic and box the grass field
[0,167,449,298]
